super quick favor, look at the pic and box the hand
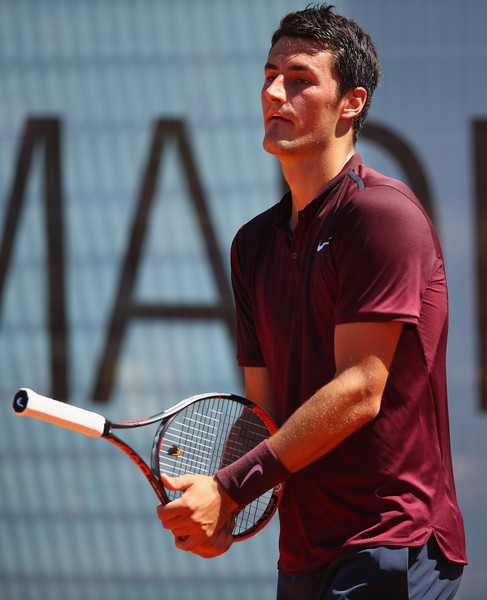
[156,473,238,558]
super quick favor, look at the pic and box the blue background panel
[1,1,486,598]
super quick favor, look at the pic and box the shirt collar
[273,153,363,231]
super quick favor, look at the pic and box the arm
[244,365,275,417]
[268,320,403,472]
[157,320,402,555]
[218,368,274,467]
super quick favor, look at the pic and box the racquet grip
[13,388,106,437]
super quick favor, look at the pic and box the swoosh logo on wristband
[240,464,264,488]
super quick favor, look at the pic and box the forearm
[218,322,401,514]
[216,359,385,507]
[268,364,382,473]
[243,322,400,475]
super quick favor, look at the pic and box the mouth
[266,113,292,125]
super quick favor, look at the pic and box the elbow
[354,365,388,424]
[359,386,383,424]
[366,393,382,421]
[351,378,383,426]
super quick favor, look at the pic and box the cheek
[296,99,326,127]
[304,99,341,129]
[295,90,327,114]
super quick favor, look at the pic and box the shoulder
[232,195,288,255]
[230,200,279,283]
[236,197,285,235]
[345,164,428,219]
[340,164,437,244]
[331,163,443,268]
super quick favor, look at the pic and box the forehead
[266,36,333,70]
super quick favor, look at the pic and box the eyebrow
[264,61,314,73]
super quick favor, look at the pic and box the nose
[263,74,286,103]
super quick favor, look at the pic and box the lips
[266,112,292,125]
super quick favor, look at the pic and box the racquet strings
[158,396,273,536]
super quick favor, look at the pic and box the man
[157,4,467,598]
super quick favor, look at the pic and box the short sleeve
[333,185,438,324]
[231,231,266,367]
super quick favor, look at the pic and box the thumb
[160,472,193,493]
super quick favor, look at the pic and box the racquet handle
[13,388,106,437]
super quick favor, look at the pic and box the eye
[295,77,311,85]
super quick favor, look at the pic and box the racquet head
[151,393,283,540]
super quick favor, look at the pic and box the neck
[282,146,355,231]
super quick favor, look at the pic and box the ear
[340,87,367,121]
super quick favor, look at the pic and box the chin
[263,137,296,158]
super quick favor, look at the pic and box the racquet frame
[13,388,282,540]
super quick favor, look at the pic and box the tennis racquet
[12,388,283,540]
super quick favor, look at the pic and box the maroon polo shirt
[231,154,467,573]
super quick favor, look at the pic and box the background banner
[1,1,485,598]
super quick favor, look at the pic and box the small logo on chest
[317,237,332,252]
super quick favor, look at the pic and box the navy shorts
[276,535,464,600]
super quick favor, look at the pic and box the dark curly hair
[270,3,381,142]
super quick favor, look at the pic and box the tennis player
[157,4,467,597]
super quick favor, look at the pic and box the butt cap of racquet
[12,388,106,437]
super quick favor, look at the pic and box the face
[261,36,345,160]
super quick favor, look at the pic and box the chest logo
[317,237,332,252]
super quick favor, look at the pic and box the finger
[156,506,192,530]
[156,494,192,522]
[160,472,193,492]
[176,528,234,558]
[174,534,205,551]
[159,517,192,536]
[156,502,177,524]
[156,502,166,520]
